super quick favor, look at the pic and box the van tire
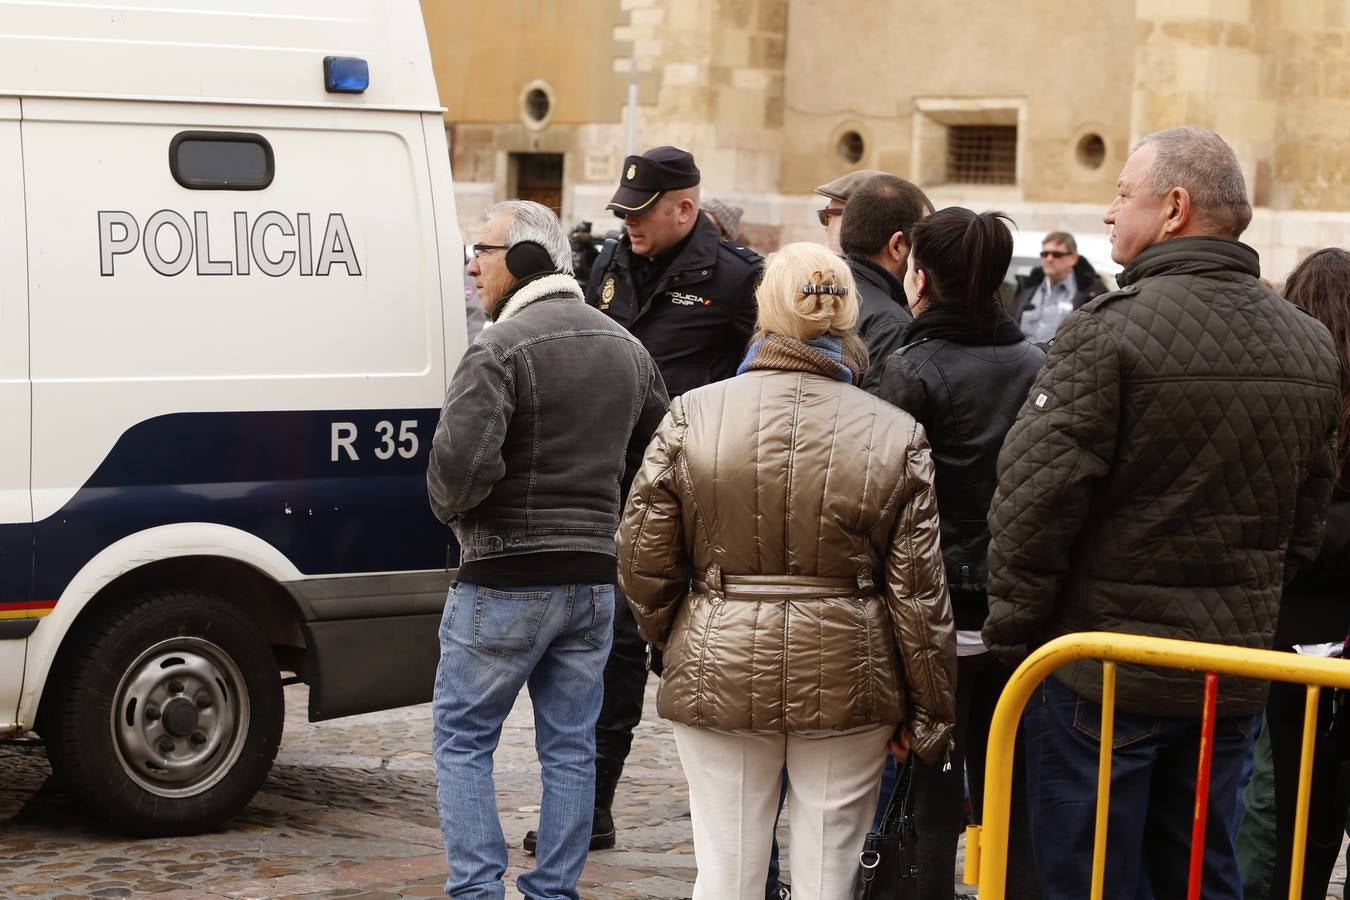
[49,589,283,836]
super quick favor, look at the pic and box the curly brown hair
[1283,247,1350,485]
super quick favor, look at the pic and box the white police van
[0,0,465,834]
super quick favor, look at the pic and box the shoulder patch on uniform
[721,242,763,265]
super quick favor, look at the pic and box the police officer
[523,146,761,858]
[586,145,761,398]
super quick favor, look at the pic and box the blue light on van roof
[324,56,369,94]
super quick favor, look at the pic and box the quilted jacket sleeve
[983,311,1121,666]
[617,399,691,648]
[1284,415,1340,586]
[880,421,956,763]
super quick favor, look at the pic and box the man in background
[838,173,933,392]
[814,168,886,253]
[1007,230,1108,343]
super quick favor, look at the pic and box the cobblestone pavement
[0,683,736,898]
[2,682,1345,898]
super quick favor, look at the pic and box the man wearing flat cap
[815,168,886,253]
[556,144,760,855]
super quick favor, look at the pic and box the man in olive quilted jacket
[983,126,1341,900]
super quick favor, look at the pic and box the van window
[170,132,274,190]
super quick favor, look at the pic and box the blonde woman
[618,242,956,900]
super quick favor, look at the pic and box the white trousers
[672,721,891,900]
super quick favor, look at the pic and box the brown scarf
[737,333,866,383]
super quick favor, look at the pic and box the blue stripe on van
[20,409,455,604]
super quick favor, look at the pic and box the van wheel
[49,589,283,836]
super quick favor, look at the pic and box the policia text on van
[0,0,467,836]
[98,210,362,277]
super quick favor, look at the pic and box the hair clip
[801,283,848,296]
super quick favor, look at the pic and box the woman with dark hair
[1237,247,1350,900]
[876,207,1045,899]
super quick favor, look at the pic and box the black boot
[523,760,623,854]
[589,758,621,849]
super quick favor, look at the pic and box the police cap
[607,146,701,216]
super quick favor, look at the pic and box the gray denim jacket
[427,273,669,565]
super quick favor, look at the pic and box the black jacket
[848,255,913,394]
[984,237,1341,717]
[428,273,669,565]
[1008,256,1109,324]
[1276,485,1350,647]
[586,212,761,398]
[876,304,1045,629]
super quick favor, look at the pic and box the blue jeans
[1025,676,1254,900]
[433,581,615,900]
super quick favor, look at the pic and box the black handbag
[854,759,920,900]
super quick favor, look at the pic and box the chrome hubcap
[110,637,250,797]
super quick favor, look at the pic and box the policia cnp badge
[600,276,616,310]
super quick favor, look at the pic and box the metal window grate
[946,125,1017,185]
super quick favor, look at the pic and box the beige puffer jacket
[617,368,957,761]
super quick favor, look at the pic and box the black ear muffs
[505,240,555,279]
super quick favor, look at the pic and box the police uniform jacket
[586,212,761,398]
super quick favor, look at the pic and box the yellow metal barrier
[964,632,1350,900]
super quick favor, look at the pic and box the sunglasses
[1040,250,1072,259]
[816,207,844,227]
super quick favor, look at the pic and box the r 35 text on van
[331,420,420,462]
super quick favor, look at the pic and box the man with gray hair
[984,126,1341,897]
[427,200,668,899]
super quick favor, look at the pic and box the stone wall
[1268,1,1350,211]
[1131,0,1350,212]
[778,0,1136,206]
[427,0,1350,263]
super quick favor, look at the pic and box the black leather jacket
[877,303,1045,628]
[585,212,761,398]
[848,255,913,395]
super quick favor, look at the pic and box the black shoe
[590,806,616,849]
[523,808,616,855]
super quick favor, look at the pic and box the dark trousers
[886,653,1040,899]
[594,590,649,772]
[1025,676,1254,900]
[1266,680,1350,899]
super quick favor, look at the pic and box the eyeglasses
[816,207,844,227]
[471,243,508,259]
[1040,249,1072,259]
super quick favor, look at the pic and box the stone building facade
[423,0,1350,280]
